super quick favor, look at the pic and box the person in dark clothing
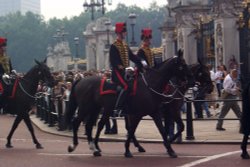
[137,28,154,68]
[0,37,13,109]
[193,82,206,118]
[109,22,143,116]
[240,82,250,159]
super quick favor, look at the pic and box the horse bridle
[17,67,52,99]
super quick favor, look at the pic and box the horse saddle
[99,75,138,96]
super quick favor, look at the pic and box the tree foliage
[0,4,165,72]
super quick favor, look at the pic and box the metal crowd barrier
[35,93,67,131]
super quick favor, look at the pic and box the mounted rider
[137,28,155,69]
[109,22,144,116]
[0,37,13,108]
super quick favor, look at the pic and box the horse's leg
[85,113,101,157]
[6,115,23,148]
[125,116,145,153]
[94,111,111,153]
[169,117,184,143]
[163,111,174,139]
[104,119,111,134]
[110,118,118,134]
[124,116,141,158]
[241,134,250,159]
[151,113,177,158]
[68,117,81,153]
[23,112,43,149]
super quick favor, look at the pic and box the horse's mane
[153,57,174,69]
[25,65,37,75]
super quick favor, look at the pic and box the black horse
[162,61,214,143]
[240,81,250,159]
[3,59,55,149]
[66,50,195,158]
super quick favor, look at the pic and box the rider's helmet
[115,22,127,34]
[141,28,152,40]
[0,37,7,47]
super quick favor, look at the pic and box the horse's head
[160,49,195,87]
[190,60,214,94]
[34,59,55,88]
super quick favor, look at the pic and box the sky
[41,0,168,20]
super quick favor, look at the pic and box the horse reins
[18,78,43,99]
[140,72,186,102]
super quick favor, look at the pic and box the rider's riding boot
[113,88,128,117]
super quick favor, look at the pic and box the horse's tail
[65,79,80,125]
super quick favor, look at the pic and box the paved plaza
[30,105,243,144]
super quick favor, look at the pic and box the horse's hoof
[36,144,44,149]
[93,151,102,157]
[168,151,178,158]
[68,145,74,153]
[124,152,133,158]
[138,146,146,152]
[241,152,250,159]
[5,143,13,148]
[96,146,102,152]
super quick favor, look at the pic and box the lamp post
[105,20,111,49]
[83,0,112,21]
[128,12,137,47]
[74,37,79,59]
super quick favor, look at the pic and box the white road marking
[178,150,243,167]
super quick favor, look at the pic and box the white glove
[11,70,17,75]
[3,73,10,79]
[141,60,148,67]
[193,86,198,91]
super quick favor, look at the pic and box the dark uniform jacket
[137,46,154,68]
[109,40,141,90]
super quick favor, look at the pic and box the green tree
[0,4,166,72]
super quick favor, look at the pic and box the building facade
[161,0,250,83]
[83,17,115,71]
[0,0,40,16]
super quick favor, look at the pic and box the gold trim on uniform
[142,46,153,67]
[0,53,10,74]
[114,40,129,67]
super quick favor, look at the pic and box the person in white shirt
[206,64,218,114]
[216,69,241,131]
[214,66,223,97]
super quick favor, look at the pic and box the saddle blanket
[0,79,19,98]
[99,78,117,95]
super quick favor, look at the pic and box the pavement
[30,106,244,144]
